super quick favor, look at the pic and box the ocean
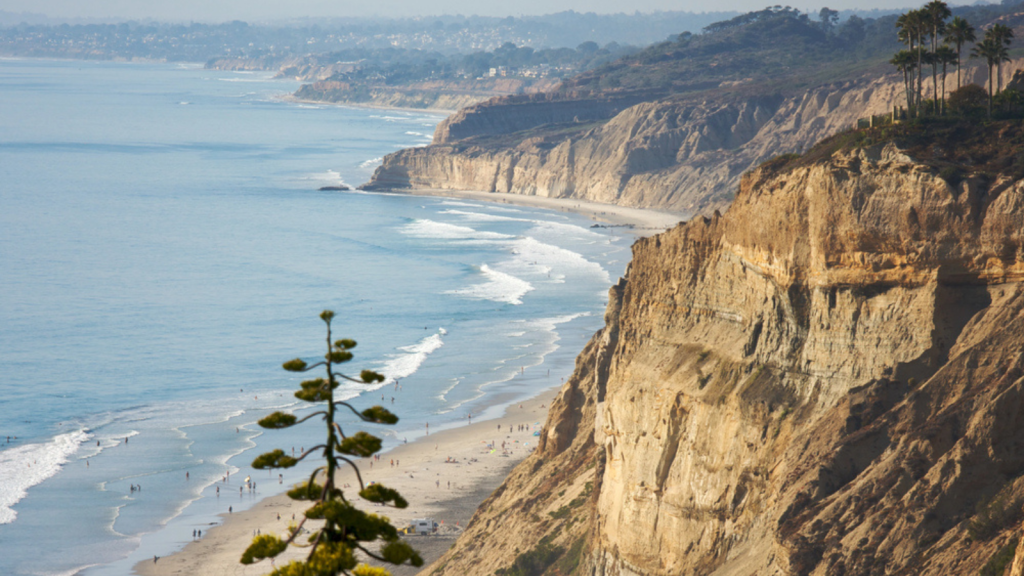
[0,58,633,575]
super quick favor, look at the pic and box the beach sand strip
[134,389,557,576]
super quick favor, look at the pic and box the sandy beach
[390,188,686,236]
[131,192,679,576]
[133,388,558,576]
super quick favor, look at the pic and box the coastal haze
[2,1,908,22]
[7,1,1024,576]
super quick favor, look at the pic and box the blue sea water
[0,58,633,575]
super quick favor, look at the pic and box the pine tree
[240,310,423,576]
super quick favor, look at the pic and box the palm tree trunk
[931,31,938,114]
[941,62,948,115]
[956,45,962,90]
[905,69,912,114]
[988,62,994,118]
[917,43,924,116]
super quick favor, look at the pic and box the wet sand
[387,188,686,237]
[134,389,556,576]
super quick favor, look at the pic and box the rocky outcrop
[367,60,1024,217]
[424,137,1024,576]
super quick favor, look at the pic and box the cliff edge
[424,121,1024,576]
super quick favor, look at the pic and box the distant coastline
[280,93,458,116]
[362,187,687,236]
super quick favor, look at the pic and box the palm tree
[944,16,976,90]
[891,50,918,114]
[972,37,1001,117]
[925,1,951,107]
[989,24,1015,93]
[935,44,957,114]
[897,9,928,113]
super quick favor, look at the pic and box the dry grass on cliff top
[761,118,1024,185]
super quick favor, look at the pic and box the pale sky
[0,0,915,23]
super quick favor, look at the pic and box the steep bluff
[366,61,1023,217]
[424,132,1024,575]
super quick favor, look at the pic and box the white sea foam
[0,429,90,524]
[445,264,534,305]
[442,209,606,241]
[439,201,523,214]
[300,170,352,190]
[506,237,611,284]
[217,77,274,83]
[377,331,446,386]
[360,156,383,168]
[440,209,522,223]
[529,219,608,241]
[436,377,462,402]
[401,219,513,241]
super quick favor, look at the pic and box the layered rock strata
[366,60,1024,217]
[424,141,1024,575]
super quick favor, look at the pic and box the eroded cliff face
[366,61,1024,217]
[424,142,1024,576]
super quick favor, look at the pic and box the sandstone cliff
[424,126,1024,576]
[365,60,1024,217]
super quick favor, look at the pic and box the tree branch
[353,542,388,563]
[294,411,327,425]
[295,445,327,463]
[337,454,366,491]
[333,401,375,422]
[283,517,309,546]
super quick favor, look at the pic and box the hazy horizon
[0,1,922,25]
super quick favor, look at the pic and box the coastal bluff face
[363,62,1022,217]
[363,79,901,216]
[424,142,1024,575]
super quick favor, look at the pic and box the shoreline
[133,386,559,576]
[366,188,687,237]
[128,190,680,576]
[281,94,459,116]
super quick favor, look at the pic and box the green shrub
[939,166,965,188]
[968,492,1023,541]
[948,84,988,118]
[979,538,1018,576]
